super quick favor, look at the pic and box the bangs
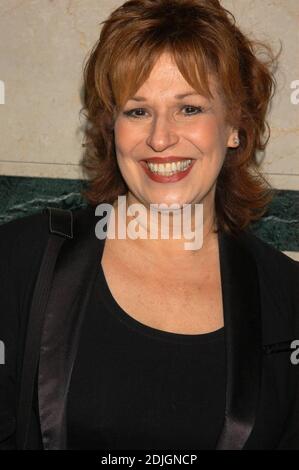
[108,37,216,112]
[82,0,277,230]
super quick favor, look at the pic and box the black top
[66,262,226,450]
[0,208,298,450]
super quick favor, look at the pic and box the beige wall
[0,0,298,189]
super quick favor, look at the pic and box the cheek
[114,122,136,175]
[189,119,224,150]
[114,120,132,155]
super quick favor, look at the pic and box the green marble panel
[0,175,298,252]
[0,175,88,224]
[250,190,299,252]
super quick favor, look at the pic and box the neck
[109,192,219,270]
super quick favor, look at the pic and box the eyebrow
[128,92,202,102]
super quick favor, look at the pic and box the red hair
[80,0,279,235]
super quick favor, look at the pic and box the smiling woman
[113,55,237,233]
[0,0,298,452]
[81,0,278,236]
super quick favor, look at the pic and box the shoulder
[0,210,49,251]
[0,210,53,288]
[0,205,95,291]
[239,228,299,332]
[239,228,299,278]
[0,204,96,333]
[0,205,95,249]
[0,211,50,285]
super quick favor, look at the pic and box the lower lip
[140,160,196,183]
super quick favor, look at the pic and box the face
[113,51,238,215]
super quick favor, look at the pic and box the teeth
[146,159,192,176]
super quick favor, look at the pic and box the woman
[0,0,298,450]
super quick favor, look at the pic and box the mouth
[139,158,196,182]
[141,158,194,177]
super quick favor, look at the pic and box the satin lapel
[38,206,262,450]
[38,212,105,450]
[215,230,263,450]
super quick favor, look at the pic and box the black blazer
[0,205,298,450]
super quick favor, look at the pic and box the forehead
[131,52,218,100]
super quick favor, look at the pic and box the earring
[234,136,240,146]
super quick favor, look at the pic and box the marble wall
[0,0,298,259]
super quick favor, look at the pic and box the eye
[122,105,205,119]
[181,105,204,115]
[123,108,148,119]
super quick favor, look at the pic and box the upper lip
[141,156,193,163]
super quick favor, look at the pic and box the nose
[146,115,179,152]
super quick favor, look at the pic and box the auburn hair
[80,0,279,235]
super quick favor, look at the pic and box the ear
[226,127,240,148]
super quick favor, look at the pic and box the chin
[144,196,194,211]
